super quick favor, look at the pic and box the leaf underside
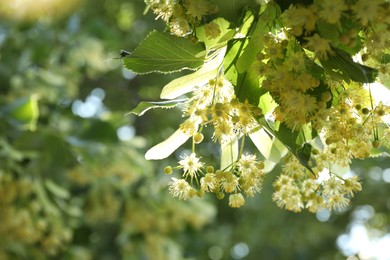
[122,31,206,74]
[128,99,185,116]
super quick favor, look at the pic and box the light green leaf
[128,99,185,116]
[45,179,70,199]
[236,33,263,73]
[238,11,255,37]
[235,69,263,105]
[196,18,233,49]
[223,40,241,85]
[145,129,191,160]
[35,181,60,216]
[220,138,238,171]
[160,47,226,99]
[236,2,280,73]
[258,91,277,116]
[0,94,39,131]
[122,31,205,74]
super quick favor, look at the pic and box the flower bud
[164,166,173,175]
[193,132,204,144]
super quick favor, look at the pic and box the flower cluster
[180,75,260,143]
[258,36,325,130]
[313,84,390,170]
[168,152,265,208]
[146,0,217,36]
[163,75,266,208]
[281,0,390,57]
[273,156,362,212]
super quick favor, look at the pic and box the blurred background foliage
[0,0,389,259]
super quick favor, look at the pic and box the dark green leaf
[320,48,378,83]
[296,143,313,167]
[79,120,118,143]
[316,20,340,46]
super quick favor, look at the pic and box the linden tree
[124,0,390,212]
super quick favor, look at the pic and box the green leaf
[222,12,261,72]
[0,95,39,131]
[235,2,280,73]
[305,57,325,80]
[235,33,262,73]
[258,92,277,116]
[0,138,26,161]
[223,40,242,86]
[196,18,234,49]
[35,181,60,216]
[160,47,226,99]
[45,179,70,199]
[316,20,340,46]
[14,131,76,176]
[296,143,313,167]
[337,16,362,55]
[235,70,264,105]
[320,48,378,83]
[220,138,238,171]
[268,122,297,154]
[122,31,206,74]
[212,0,259,24]
[128,99,185,116]
[238,10,255,37]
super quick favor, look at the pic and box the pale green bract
[160,47,227,99]
[220,139,239,171]
[145,129,192,160]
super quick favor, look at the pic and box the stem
[368,84,379,140]
[239,135,246,159]
[192,136,195,153]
